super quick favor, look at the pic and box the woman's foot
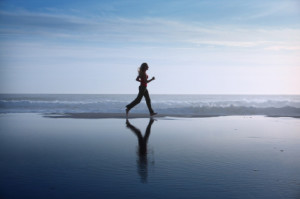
[126,108,129,117]
[150,112,157,116]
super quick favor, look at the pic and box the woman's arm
[139,74,147,83]
[136,76,141,82]
[147,76,155,83]
[137,74,155,83]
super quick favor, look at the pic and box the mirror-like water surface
[1,114,300,199]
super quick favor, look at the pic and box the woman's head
[138,63,149,75]
[140,63,149,72]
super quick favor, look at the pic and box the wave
[1,94,300,117]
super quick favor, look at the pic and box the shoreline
[43,113,219,119]
[42,112,300,119]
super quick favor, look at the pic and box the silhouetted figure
[126,63,157,117]
[126,118,155,183]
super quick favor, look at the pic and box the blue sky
[1,0,299,94]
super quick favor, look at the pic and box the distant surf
[1,94,300,117]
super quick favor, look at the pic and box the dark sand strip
[44,113,300,119]
[44,113,221,119]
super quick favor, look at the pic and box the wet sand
[1,113,300,199]
[44,112,300,119]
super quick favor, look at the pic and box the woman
[126,63,157,117]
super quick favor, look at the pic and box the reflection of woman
[126,63,157,117]
[126,118,155,183]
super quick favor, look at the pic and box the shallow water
[0,114,300,199]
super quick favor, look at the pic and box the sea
[1,95,300,199]
[1,94,300,117]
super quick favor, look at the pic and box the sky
[0,0,299,94]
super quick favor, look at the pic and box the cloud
[0,10,96,31]
[232,0,300,22]
[1,10,300,52]
[265,45,300,51]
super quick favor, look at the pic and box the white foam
[1,94,300,116]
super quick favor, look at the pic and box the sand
[44,112,300,119]
[1,113,300,199]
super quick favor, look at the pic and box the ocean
[1,94,300,117]
[1,95,300,198]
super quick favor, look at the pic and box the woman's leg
[126,86,145,110]
[143,88,154,114]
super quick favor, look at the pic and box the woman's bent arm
[147,76,155,83]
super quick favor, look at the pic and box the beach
[2,0,300,198]
[1,113,300,199]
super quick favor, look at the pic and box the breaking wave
[1,94,300,117]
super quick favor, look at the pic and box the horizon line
[1,93,300,96]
